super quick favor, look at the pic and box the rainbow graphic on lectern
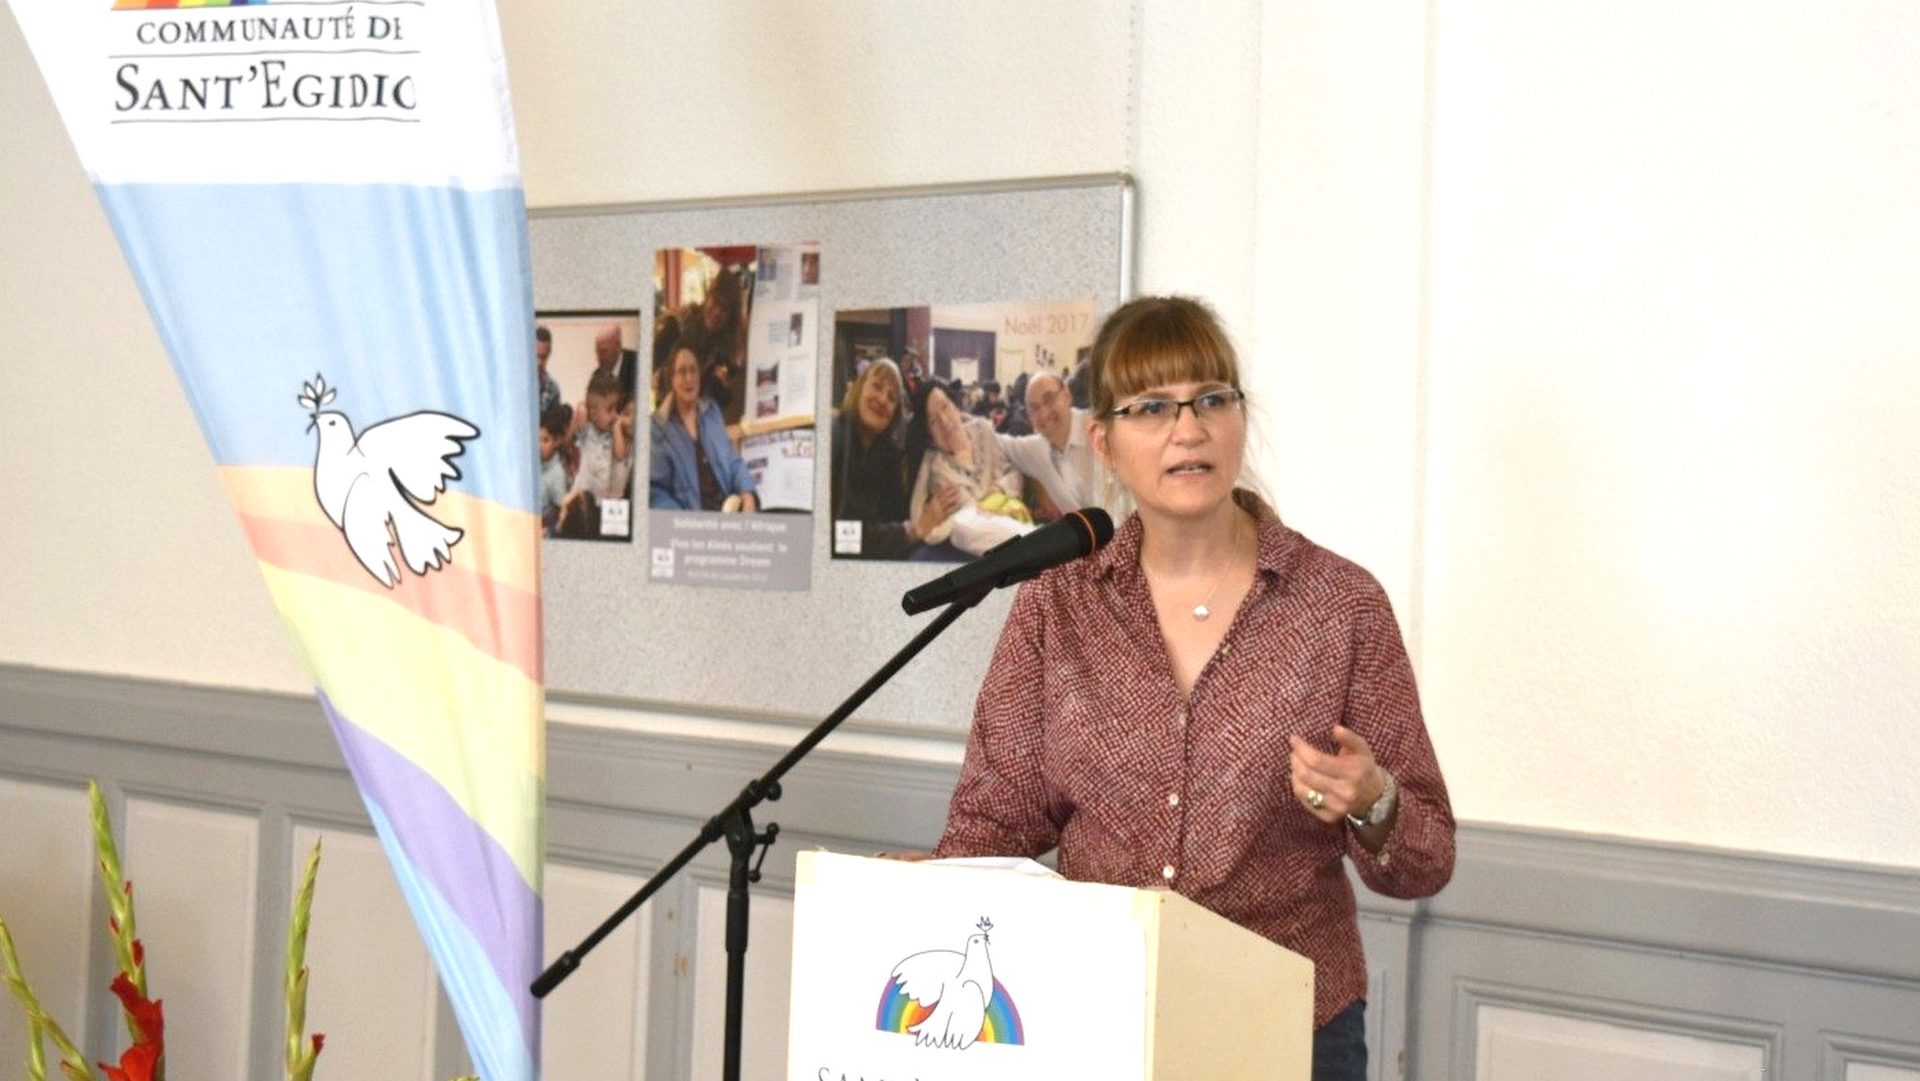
[874,978,1026,1046]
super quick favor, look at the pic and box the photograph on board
[534,311,640,541]
[829,298,1112,563]
[647,244,821,590]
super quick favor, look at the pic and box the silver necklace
[1192,570,1228,621]
[1149,518,1241,621]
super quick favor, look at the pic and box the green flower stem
[86,782,146,1005]
[28,1015,48,1081]
[0,918,96,1081]
[285,839,322,1081]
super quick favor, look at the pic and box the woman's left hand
[1288,724,1385,824]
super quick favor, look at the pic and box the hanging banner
[6,1,543,1078]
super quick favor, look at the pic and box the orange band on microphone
[1067,509,1096,551]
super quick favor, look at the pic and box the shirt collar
[1090,488,1295,583]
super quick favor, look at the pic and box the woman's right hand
[912,486,968,540]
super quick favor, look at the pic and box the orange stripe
[218,466,539,597]
[239,515,541,682]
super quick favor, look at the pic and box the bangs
[1090,296,1241,414]
[865,359,902,394]
[842,356,902,414]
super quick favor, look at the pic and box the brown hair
[1088,295,1242,417]
[586,369,621,399]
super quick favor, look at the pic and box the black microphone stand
[532,585,994,1081]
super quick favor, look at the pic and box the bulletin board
[532,175,1132,730]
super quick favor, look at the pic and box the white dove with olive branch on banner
[299,374,480,589]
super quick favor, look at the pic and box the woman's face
[856,370,899,436]
[671,349,701,409]
[927,390,966,455]
[1092,379,1246,521]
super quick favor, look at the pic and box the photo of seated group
[829,298,1112,562]
[650,244,820,514]
[535,311,641,541]
[645,244,821,592]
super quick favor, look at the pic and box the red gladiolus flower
[98,1041,159,1081]
[99,972,164,1081]
[108,973,163,1044]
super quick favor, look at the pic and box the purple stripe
[317,689,540,1046]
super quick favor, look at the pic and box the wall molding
[1435,818,1920,983]
[3,663,1917,1080]
[1451,979,1785,1080]
[1822,1030,1920,1081]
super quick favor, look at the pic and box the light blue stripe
[94,182,537,512]
[365,797,540,1081]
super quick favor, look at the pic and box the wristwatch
[1347,769,1398,830]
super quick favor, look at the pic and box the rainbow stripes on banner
[112,1,266,10]
[8,1,542,1078]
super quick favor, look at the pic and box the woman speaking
[930,295,1455,1081]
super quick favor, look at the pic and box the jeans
[1312,1000,1368,1081]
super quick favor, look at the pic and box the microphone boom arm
[532,588,993,1081]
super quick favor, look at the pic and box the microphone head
[897,506,1119,615]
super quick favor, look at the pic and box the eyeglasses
[1105,388,1246,428]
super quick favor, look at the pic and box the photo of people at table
[533,312,640,541]
[650,244,820,515]
[829,299,1113,562]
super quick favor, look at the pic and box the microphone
[901,508,1114,614]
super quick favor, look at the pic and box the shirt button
[1162,864,1176,881]
[1219,643,1232,657]
[1380,852,1392,867]
[1167,792,1181,807]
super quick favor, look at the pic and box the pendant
[1193,604,1211,621]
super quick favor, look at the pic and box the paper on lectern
[928,856,1062,877]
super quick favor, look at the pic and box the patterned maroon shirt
[932,492,1455,1028]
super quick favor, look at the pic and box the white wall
[0,7,308,695]
[498,1,1133,206]
[3,1,1919,871]
[1414,1,1920,864]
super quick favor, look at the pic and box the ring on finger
[1305,788,1326,810]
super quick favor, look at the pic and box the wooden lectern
[786,851,1313,1081]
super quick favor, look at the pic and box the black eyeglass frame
[1103,387,1247,423]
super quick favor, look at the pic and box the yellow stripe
[260,563,543,887]
[219,466,539,596]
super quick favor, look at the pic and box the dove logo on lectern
[875,917,1026,1050]
[299,374,479,589]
